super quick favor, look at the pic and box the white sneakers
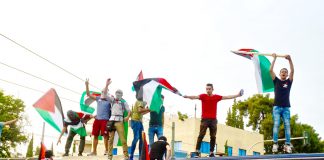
[272,143,293,153]
[284,144,293,153]
[272,143,279,153]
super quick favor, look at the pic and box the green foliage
[0,90,28,158]
[226,99,244,129]
[35,146,40,156]
[26,135,33,157]
[177,111,188,121]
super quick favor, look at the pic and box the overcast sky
[1,0,323,153]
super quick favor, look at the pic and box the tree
[229,94,324,154]
[26,135,34,157]
[226,99,244,129]
[177,111,188,121]
[0,90,28,158]
[35,146,40,156]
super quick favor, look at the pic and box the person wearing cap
[85,78,112,156]
[107,89,131,160]
[149,136,171,160]
[57,110,93,156]
[183,83,243,157]
[148,95,165,146]
[129,100,150,160]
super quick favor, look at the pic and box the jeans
[195,119,217,152]
[65,129,85,154]
[130,120,144,158]
[273,106,291,144]
[148,125,163,146]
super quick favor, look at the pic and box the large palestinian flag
[133,78,182,113]
[33,88,64,133]
[232,49,274,93]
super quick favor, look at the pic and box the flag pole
[232,50,287,57]
[41,122,45,143]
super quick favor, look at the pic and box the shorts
[92,119,108,136]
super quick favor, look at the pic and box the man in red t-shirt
[184,83,243,157]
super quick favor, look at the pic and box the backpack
[110,99,126,118]
[106,99,126,132]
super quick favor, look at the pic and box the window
[253,151,260,156]
[227,146,233,156]
[238,148,246,156]
[200,141,210,154]
[174,141,182,151]
[128,147,131,154]
[113,148,117,155]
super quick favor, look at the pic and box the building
[72,114,264,157]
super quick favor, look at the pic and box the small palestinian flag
[38,142,46,160]
[140,132,150,160]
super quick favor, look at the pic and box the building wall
[78,115,264,156]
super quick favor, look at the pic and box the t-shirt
[0,122,4,137]
[96,96,111,120]
[150,140,169,160]
[131,100,144,121]
[273,77,293,107]
[149,106,165,126]
[199,94,223,119]
[109,99,130,122]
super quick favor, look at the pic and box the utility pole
[171,122,175,159]
[194,104,197,119]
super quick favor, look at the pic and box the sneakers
[194,151,201,158]
[87,152,97,156]
[272,143,279,153]
[209,152,215,157]
[284,144,293,153]
[78,153,83,156]
[104,150,108,155]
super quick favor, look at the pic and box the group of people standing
[0,53,295,159]
[56,78,170,160]
[52,54,294,159]
[184,54,294,156]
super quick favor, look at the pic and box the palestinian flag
[33,88,64,133]
[112,99,129,146]
[38,142,46,160]
[132,70,144,91]
[65,111,90,137]
[133,78,181,113]
[232,49,274,93]
[140,132,150,160]
[80,91,101,114]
